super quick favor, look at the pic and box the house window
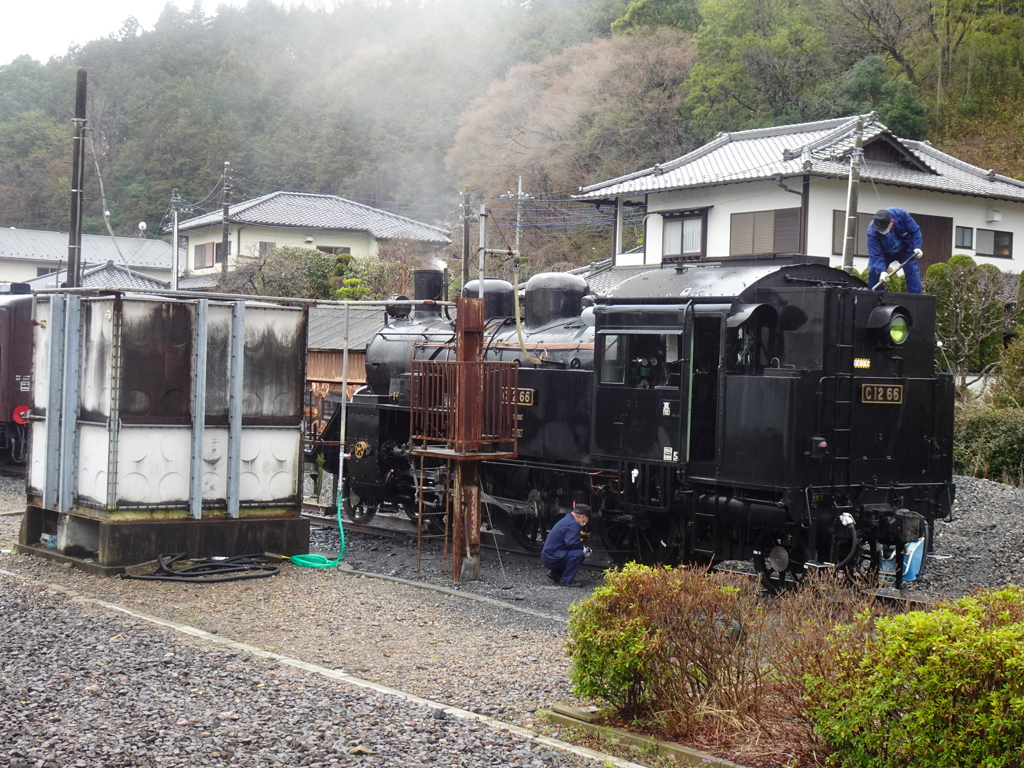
[215,241,229,264]
[194,243,215,270]
[732,208,801,255]
[831,211,876,256]
[317,246,352,256]
[976,229,1012,258]
[662,211,705,261]
[955,227,973,249]
[259,241,276,257]
[36,267,56,277]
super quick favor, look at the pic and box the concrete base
[20,506,310,573]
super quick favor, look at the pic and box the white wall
[0,260,171,285]
[186,225,379,275]
[617,177,1024,275]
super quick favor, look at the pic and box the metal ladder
[829,289,857,493]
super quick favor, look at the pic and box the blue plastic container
[903,538,925,582]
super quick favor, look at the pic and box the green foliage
[991,328,1024,408]
[953,402,1024,484]
[611,0,701,33]
[925,255,1009,396]
[567,563,766,734]
[222,245,339,299]
[806,587,1024,768]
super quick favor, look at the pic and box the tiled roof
[174,192,451,245]
[567,259,668,295]
[177,274,219,291]
[27,260,170,290]
[307,305,388,350]
[0,227,176,268]
[576,113,1024,204]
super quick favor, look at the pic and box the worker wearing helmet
[867,207,924,294]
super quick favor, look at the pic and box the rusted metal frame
[410,360,519,453]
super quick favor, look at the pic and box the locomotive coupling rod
[870,252,920,290]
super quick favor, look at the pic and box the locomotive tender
[338,254,955,589]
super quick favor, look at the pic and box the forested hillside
[2,0,1024,266]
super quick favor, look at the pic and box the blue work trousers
[542,548,585,584]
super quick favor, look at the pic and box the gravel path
[2,471,1021,768]
[0,574,606,768]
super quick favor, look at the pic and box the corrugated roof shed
[0,228,175,268]
[576,113,1024,204]
[175,191,451,245]
[307,305,388,351]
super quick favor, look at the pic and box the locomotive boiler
[327,255,955,590]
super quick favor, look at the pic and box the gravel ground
[0,575,601,768]
[1,472,1021,768]
[0,473,617,768]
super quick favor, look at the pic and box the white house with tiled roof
[0,228,174,284]
[172,191,451,277]
[576,113,1024,276]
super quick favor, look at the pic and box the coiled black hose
[834,513,860,570]
[120,552,280,583]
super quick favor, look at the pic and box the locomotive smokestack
[413,269,444,317]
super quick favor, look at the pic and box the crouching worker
[541,504,591,586]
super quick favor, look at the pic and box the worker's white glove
[879,271,891,284]
[913,248,923,259]
[582,546,593,558]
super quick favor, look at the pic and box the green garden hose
[289,493,346,568]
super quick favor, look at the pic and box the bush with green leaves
[991,327,1024,409]
[806,587,1024,768]
[567,563,767,736]
[954,401,1024,485]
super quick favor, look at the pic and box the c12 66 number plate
[860,383,903,404]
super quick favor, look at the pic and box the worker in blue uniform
[541,505,591,586]
[867,208,924,294]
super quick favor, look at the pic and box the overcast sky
[1,1,252,66]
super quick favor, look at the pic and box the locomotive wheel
[597,510,679,567]
[752,534,806,594]
[508,510,556,553]
[345,500,378,524]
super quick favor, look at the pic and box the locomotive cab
[593,254,954,586]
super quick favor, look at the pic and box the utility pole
[841,118,865,273]
[67,68,87,289]
[221,162,232,276]
[461,186,471,292]
[500,176,532,257]
[171,188,181,291]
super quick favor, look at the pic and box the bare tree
[823,0,931,85]
[926,256,1010,399]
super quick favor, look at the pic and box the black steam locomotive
[331,255,955,589]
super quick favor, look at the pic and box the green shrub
[991,329,1024,409]
[805,587,1024,768]
[954,402,1024,484]
[567,563,766,736]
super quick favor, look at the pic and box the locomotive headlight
[888,315,910,345]
[868,305,913,348]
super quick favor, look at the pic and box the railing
[410,360,519,457]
